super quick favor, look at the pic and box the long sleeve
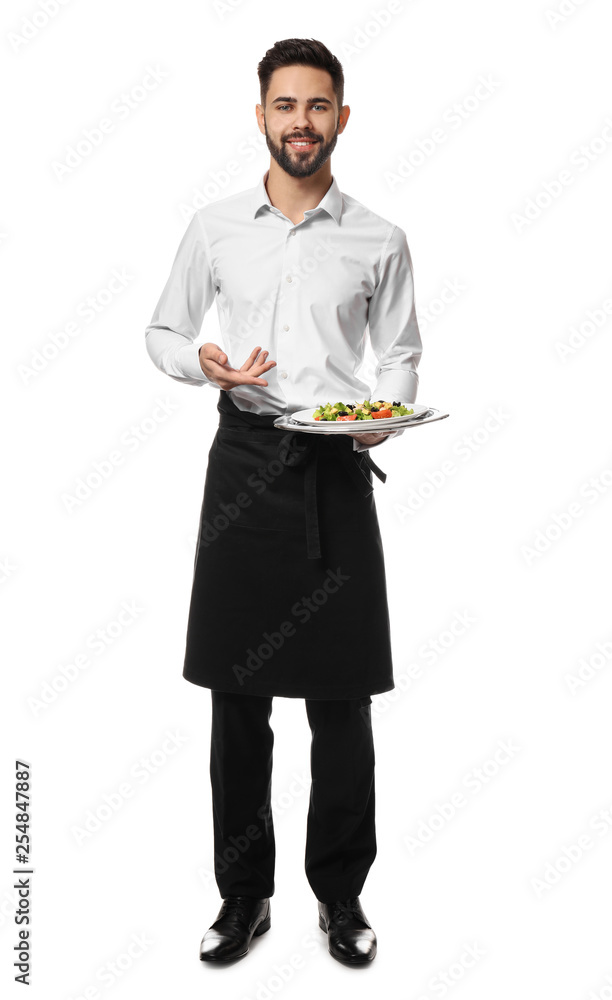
[352,225,423,453]
[144,211,218,387]
[367,224,422,403]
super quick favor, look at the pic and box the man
[144,38,422,966]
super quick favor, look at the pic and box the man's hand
[199,343,276,390]
[346,430,394,447]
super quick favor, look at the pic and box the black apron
[182,390,396,700]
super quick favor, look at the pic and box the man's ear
[338,105,351,134]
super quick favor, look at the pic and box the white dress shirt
[145,170,422,452]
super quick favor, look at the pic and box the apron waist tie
[277,432,387,560]
[360,450,387,485]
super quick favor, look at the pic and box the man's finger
[240,347,267,372]
[201,355,231,379]
[201,343,228,365]
[251,359,276,375]
[224,372,270,387]
[347,431,390,443]
[207,359,271,387]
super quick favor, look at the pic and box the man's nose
[291,110,315,129]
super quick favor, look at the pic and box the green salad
[312,399,414,422]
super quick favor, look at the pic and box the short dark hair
[257,38,344,112]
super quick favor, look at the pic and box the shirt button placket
[278,223,297,395]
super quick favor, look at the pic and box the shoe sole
[318,914,376,964]
[199,913,271,962]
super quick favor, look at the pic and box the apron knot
[276,430,315,467]
[275,432,387,562]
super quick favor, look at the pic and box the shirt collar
[252,169,342,225]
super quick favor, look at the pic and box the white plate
[273,408,449,435]
[289,402,430,430]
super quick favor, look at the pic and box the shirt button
[280,371,288,379]
[283,324,290,331]
[289,230,296,237]
[286,275,292,282]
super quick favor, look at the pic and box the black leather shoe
[318,896,377,963]
[199,896,271,962]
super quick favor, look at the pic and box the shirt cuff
[174,343,216,386]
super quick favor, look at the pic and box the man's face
[258,65,348,178]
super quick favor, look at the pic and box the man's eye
[276,104,326,111]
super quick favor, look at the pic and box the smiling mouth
[286,139,318,150]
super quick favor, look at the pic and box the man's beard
[264,118,339,177]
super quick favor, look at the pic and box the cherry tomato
[372,408,392,419]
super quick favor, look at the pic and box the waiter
[145,38,422,966]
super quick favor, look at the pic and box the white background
[3,0,612,997]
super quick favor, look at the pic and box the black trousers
[209,689,377,903]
